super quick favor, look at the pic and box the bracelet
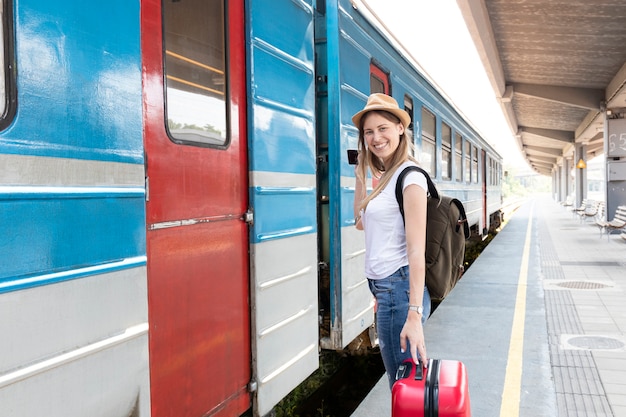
[408,305,423,315]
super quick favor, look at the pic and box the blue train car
[315,0,503,353]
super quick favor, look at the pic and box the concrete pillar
[575,144,587,207]
[565,159,570,202]
[561,159,569,203]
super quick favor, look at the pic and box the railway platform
[351,195,626,417]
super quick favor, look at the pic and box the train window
[494,161,500,186]
[404,94,414,138]
[0,0,6,118]
[494,161,499,185]
[496,162,502,185]
[441,122,451,181]
[472,146,479,183]
[162,0,228,148]
[370,74,385,94]
[464,141,471,183]
[494,160,497,185]
[0,0,15,129]
[370,62,389,94]
[494,160,498,185]
[454,133,463,182]
[420,108,436,176]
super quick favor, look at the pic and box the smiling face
[362,111,405,166]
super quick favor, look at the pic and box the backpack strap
[395,166,470,239]
[395,166,439,224]
[451,198,471,239]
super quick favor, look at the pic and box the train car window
[441,122,451,181]
[495,161,500,186]
[162,0,228,148]
[496,162,502,185]
[494,160,498,185]
[464,141,471,183]
[370,74,385,94]
[472,146,479,183]
[454,133,463,182]
[404,94,414,138]
[0,0,16,129]
[370,62,389,93]
[493,161,497,185]
[420,108,436,176]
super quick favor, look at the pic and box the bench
[561,195,574,208]
[579,200,603,224]
[570,199,589,218]
[598,205,626,240]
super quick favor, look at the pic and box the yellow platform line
[499,204,533,417]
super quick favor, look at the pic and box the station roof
[458,0,626,175]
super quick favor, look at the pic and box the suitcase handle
[394,360,424,381]
[414,361,423,381]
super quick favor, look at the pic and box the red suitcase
[392,359,471,417]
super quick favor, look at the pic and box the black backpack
[395,166,470,303]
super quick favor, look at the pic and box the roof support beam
[527,155,557,164]
[531,160,555,170]
[533,165,552,173]
[456,0,506,97]
[520,127,574,143]
[607,61,626,105]
[586,142,604,156]
[512,83,605,110]
[522,145,563,157]
[587,132,603,143]
[499,85,520,136]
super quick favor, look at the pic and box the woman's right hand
[400,313,427,367]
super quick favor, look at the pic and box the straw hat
[351,93,411,129]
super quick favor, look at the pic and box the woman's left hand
[400,313,427,367]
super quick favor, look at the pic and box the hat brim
[352,106,411,129]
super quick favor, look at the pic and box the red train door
[142,1,251,417]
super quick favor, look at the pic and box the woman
[352,93,431,389]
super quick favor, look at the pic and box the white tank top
[361,161,428,280]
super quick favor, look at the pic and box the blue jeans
[368,265,431,389]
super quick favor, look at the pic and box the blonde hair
[355,110,418,212]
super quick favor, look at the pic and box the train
[0,0,502,416]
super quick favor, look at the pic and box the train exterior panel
[0,0,502,416]
[0,0,149,415]
[247,1,319,414]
